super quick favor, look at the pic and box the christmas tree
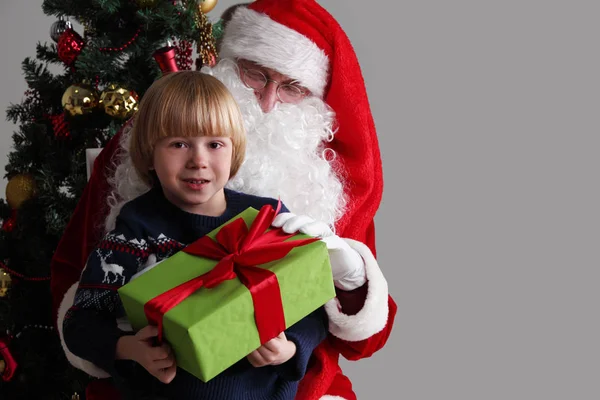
[0,1,218,398]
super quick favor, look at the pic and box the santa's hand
[272,213,366,290]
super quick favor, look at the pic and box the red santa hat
[220,0,383,252]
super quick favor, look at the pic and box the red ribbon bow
[144,203,318,344]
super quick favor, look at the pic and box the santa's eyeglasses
[239,67,310,104]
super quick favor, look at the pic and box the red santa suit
[52,1,397,399]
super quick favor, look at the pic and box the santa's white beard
[104,60,346,232]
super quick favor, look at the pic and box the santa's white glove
[272,213,366,290]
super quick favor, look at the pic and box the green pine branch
[35,42,61,65]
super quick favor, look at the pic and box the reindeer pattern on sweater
[70,228,185,319]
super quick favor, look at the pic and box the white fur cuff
[57,283,111,378]
[320,396,347,400]
[325,239,389,342]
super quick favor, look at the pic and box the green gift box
[118,206,335,382]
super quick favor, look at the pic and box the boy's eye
[209,142,223,149]
[171,141,187,148]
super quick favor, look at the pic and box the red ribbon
[0,336,17,382]
[144,203,318,344]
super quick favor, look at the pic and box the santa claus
[52,1,397,399]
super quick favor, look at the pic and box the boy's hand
[247,332,297,367]
[116,325,177,384]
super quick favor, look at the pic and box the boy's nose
[187,149,208,168]
[256,82,279,113]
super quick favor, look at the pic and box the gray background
[1,1,598,399]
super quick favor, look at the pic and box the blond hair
[129,71,246,186]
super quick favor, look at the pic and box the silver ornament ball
[50,16,72,43]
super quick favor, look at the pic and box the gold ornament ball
[62,83,99,117]
[199,0,218,14]
[6,174,37,210]
[0,268,11,298]
[136,0,159,8]
[100,84,139,119]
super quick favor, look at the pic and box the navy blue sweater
[63,187,328,400]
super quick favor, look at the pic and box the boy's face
[151,135,233,216]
